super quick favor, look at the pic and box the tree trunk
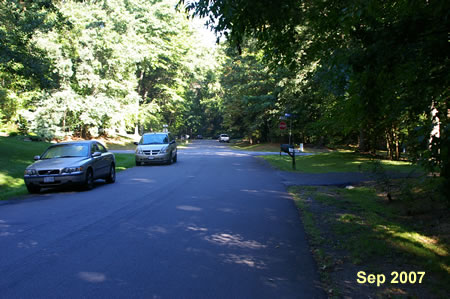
[358,128,368,152]
[386,131,393,160]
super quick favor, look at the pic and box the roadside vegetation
[290,182,449,298]
[231,141,331,153]
[261,151,422,174]
[102,135,138,151]
[0,136,135,200]
[231,142,281,152]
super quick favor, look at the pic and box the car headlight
[24,169,37,176]
[136,148,143,154]
[159,146,168,153]
[61,166,84,174]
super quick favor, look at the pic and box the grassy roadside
[231,141,331,153]
[231,141,333,153]
[231,142,283,152]
[0,136,135,200]
[261,151,422,174]
[102,135,137,150]
[290,183,449,298]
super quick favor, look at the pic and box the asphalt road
[0,140,324,298]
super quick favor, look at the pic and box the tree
[0,0,61,125]
[219,40,280,143]
[182,0,450,181]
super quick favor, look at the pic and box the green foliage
[219,40,280,142]
[0,0,61,125]
[183,0,450,181]
[2,0,223,140]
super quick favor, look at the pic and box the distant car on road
[24,140,116,193]
[134,132,177,166]
[196,135,203,139]
[218,134,230,143]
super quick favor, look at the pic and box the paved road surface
[0,140,324,298]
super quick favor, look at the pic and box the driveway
[0,140,324,298]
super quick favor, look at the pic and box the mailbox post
[280,113,298,169]
[280,144,299,170]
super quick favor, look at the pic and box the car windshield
[140,134,168,145]
[41,144,89,159]
[221,134,228,137]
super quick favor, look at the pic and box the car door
[90,143,105,178]
[168,133,176,157]
[95,142,110,177]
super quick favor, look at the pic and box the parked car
[134,132,177,166]
[219,134,230,143]
[24,140,116,193]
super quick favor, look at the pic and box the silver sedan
[24,140,116,193]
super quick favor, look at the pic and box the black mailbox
[280,144,293,153]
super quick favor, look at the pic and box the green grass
[231,141,330,153]
[0,136,51,200]
[262,151,421,173]
[115,153,135,171]
[290,185,450,297]
[231,142,282,152]
[103,135,137,150]
[0,136,135,200]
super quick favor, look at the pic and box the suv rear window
[221,134,228,137]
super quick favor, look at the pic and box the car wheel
[135,160,142,166]
[106,163,116,184]
[84,169,94,190]
[26,184,40,194]
[173,153,177,163]
[167,152,173,165]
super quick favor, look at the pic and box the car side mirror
[34,155,40,161]
[170,140,176,144]
[134,142,139,145]
[92,152,102,157]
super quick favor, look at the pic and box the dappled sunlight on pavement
[78,272,107,283]
[205,233,267,249]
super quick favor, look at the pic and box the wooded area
[1,0,448,182]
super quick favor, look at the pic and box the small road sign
[279,121,287,130]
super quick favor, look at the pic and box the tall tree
[0,0,61,124]
[182,0,450,179]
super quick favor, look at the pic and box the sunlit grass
[262,151,421,173]
[231,142,282,152]
[231,141,331,153]
[115,153,135,171]
[103,135,137,150]
[384,229,448,261]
